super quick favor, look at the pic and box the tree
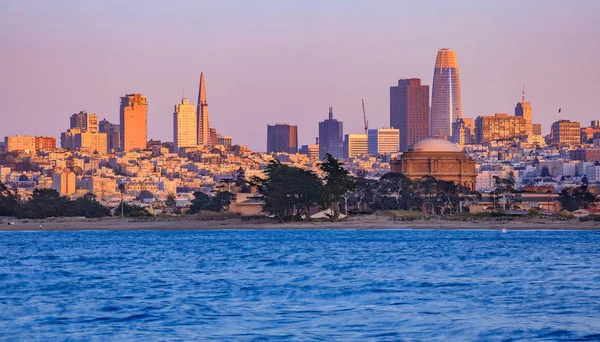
[415,175,439,214]
[250,160,322,222]
[350,170,378,213]
[187,191,212,214]
[490,176,521,211]
[318,154,355,221]
[235,167,251,193]
[18,189,74,219]
[558,186,595,211]
[73,193,110,218]
[0,181,19,217]
[378,172,413,210]
[165,193,177,207]
[115,203,152,217]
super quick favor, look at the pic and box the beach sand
[1,216,599,231]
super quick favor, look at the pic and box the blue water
[1,230,600,341]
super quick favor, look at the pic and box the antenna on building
[522,83,525,103]
[362,99,369,134]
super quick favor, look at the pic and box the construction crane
[361,99,369,134]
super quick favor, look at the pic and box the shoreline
[1,216,599,231]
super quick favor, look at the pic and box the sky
[1,0,599,151]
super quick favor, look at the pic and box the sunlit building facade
[344,133,368,159]
[367,128,399,156]
[120,93,148,151]
[549,120,580,145]
[431,48,462,139]
[173,97,197,149]
[267,124,298,154]
[474,113,526,143]
[70,111,98,133]
[390,78,429,151]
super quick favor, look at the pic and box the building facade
[344,134,368,159]
[196,72,211,146]
[474,113,526,143]
[120,93,148,151]
[451,118,474,145]
[99,119,120,153]
[4,135,36,153]
[580,120,600,143]
[299,144,319,159]
[52,171,76,196]
[173,97,197,149]
[390,78,429,151]
[549,120,580,145]
[431,48,462,138]
[318,106,344,160]
[70,111,98,133]
[367,128,399,156]
[267,124,298,154]
[216,134,232,146]
[515,89,533,135]
[35,136,56,150]
[390,138,477,190]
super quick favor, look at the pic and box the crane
[362,99,369,134]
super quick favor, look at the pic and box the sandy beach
[1,216,599,231]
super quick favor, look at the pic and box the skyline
[1,1,600,151]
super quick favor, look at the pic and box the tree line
[250,154,481,222]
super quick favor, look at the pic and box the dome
[406,138,461,153]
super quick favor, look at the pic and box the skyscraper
[431,48,462,138]
[390,78,430,151]
[120,93,148,151]
[318,106,344,160]
[267,124,298,154]
[99,119,120,153]
[196,72,210,146]
[173,97,197,149]
[367,128,400,156]
[515,86,533,135]
[70,111,98,133]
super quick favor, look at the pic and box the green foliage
[0,181,19,217]
[558,186,596,212]
[165,193,177,207]
[17,188,74,219]
[318,154,355,221]
[489,176,521,211]
[115,203,152,217]
[251,160,322,222]
[187,190,236,214]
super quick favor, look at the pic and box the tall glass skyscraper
[431,48,462,138]
[318,106,344,160]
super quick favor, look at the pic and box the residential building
[299,144,319,159]
[390,78,429,151]
[4,135,36,153]
[173,97,197,149]
[549,120,580,145]
[216,134,232,147]
[318,106,344,159]
[570,148,600,162]
[70,111,98,133]
[344,134,368,159]
[580,120,600,143]
[61,128,107,154]
[35,136,56,151]
[431,48,462,138]
[52,171,76,196]
[368,128,399,156]
[120,93,148,151]
[474,113,526,143]
[99,119,120,153]
[267,124,298,154]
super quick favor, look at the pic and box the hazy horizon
[2,0,599,151]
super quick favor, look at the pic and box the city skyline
[1,1,599,151]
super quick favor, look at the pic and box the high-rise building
[216,134,232,147]
[99,119,120,153]
[344,134,368,159]
[367,128,399,156]
[70,111,98,133]
[390,78,429,151]
[209,128,218,147]
[580,120,600,143]
[431,48,462,138]
[549,120,580,145]
[120,93,148,151]
[451,118,474,145]
[173,97,197,149]
[533,124,542,136]
[61,128,108,154]
[267,124,298,154]
[515,87,533,135]
[318,106,344,160]
[196,72,211,146]
[474,113,526,143]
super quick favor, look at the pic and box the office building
[474,113,526,143]
[515,87,533,135]
[197,72,211,146]
[120,93,148,151]
[173,97,197,149]
[549,120,580,145]
[299,144,319,159]
[390,78,429,151]
[431,48,462,138]
[267,124,298,154]
[318,106,344,159]
[367,128,399,155]
[344,134,368,159]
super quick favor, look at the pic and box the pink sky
[1,0,599,151]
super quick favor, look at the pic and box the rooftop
[407,138,462,153]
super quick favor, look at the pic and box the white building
[173,97,198,149]
[585,164,600,183]
[367,128,399,156]
[344,134,368,159]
